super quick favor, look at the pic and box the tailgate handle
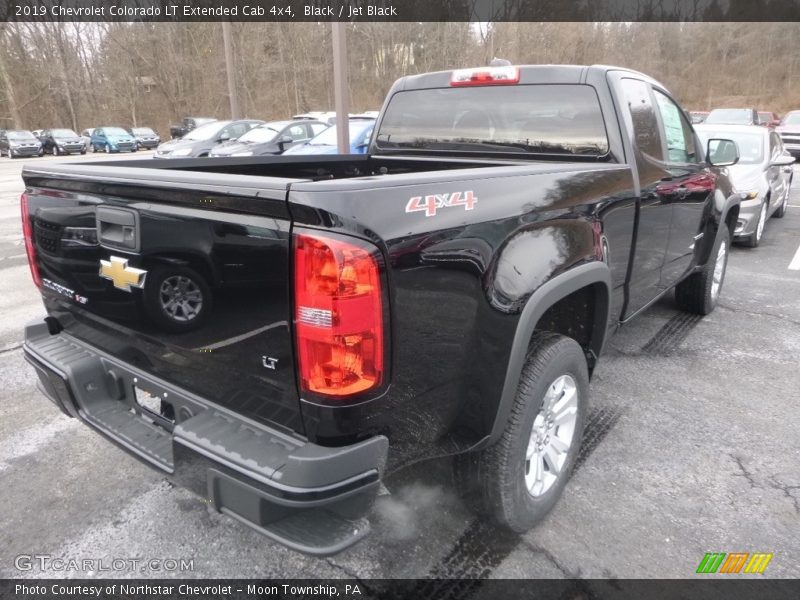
[96,206,140,252]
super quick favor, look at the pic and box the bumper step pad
[23,320,387,555]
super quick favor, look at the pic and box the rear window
[705,109,754,125]
[375,84,609,157]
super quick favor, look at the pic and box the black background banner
[4,0,800,22]
[3,579,800,600]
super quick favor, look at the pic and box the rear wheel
[675,227,730,315]
[454,333,588,532]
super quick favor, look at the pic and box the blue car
[90,127,138,153]
[283,119,375,155]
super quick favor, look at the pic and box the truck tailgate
[22,165,305,436]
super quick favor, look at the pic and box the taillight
[451,66,520,86]
[293,230,385,398]
[20,193,42,288]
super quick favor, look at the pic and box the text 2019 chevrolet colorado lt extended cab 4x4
[20,65,741,555]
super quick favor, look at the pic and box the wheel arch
[488,261,612,444]
[142,252,219,288]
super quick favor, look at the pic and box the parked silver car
[776,110,800,157]
[696,124,794,247]
[80,128,95,151]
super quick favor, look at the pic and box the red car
[757,111,781,128]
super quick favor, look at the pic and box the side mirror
[771,152,796,167]
[707,138,739,167]
[218,133,231,142]
[277,135,293,148]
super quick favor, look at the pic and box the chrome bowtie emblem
[99,256,147,292]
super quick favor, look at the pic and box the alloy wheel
[525,374,579,497]
[711,239,728,301]
[756,202,767,242]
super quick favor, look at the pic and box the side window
[287,125,306,141]
[620,78,663,162]
[652,89,698,164]
[310,123,328,136]
[225,124,247,139]
[361,126,374,144]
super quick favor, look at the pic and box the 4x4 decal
[405,190,478,217]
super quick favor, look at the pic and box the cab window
[653,89,698,164]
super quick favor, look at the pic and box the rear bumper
[23,319,387,556]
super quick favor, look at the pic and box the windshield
[697,131,765,165]
[376,84,609,157]
[183,121,230,141]
[237,123,285,143]
[7,130,36,141]
[52,129,78,138]
[103,127,129,136]
[781,112,800,126]
[132,128,155,135]
[705,109,754,125]
[310,121,372,146]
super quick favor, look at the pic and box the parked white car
[696,124,794,247]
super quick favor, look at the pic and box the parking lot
[0,152,798,580]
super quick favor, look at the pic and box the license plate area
[134,385,175,428]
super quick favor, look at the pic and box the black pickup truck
[20,65,741,555]
[169,117,217,140]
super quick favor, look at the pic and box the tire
[742,200,768,248]
[105,144,112,154]
[675,227,730,315]
[141,264,212,333]
[773,189,789,219]
[80,149,86,155]
[52,145,59,156]
[454,332,588,532]
[91,144,97,153]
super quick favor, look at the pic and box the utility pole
[331,22,350,154]
[222,21,240,119]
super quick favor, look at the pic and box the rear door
[650,87,713,287]
[24,169,304,435]
[615,76,673,317]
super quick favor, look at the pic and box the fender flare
[702,192,740,265]
[716,193,741,234]
[488,261,612,443]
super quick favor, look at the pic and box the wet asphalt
[0,153,798,580]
